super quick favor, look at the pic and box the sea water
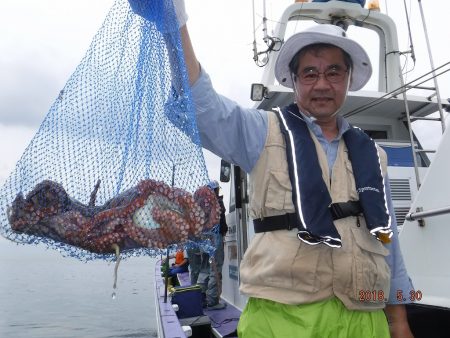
[0,240,158,338]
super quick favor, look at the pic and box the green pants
[237,297,390,338]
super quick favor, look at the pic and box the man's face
[294,46,350,122]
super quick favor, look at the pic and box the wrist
[384,305,414,338]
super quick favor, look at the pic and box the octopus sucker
[8,179,220,253]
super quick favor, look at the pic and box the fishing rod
[344,61,450,118]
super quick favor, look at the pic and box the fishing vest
[273,104,391,246]
[239,110,391,310]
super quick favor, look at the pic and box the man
[170,1,414,337]
[195,180,228,309]
[166,247,189,279]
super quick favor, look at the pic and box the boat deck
[204,300,240,338]
[155,260,242,338]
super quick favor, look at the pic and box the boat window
[228,166,236,212]
[220,159,231,182]
[364,129,388,139]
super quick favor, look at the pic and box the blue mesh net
[0,0,218,260]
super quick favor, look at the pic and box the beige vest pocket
[241,230,322,293]
[349,226,390,304]
[265,171,293,212]
[290,240,325,293]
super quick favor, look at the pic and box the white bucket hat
[274,24,372,91]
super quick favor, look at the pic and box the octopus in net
[7,179,220,254]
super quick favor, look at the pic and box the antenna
[252,0,260,65]
[261,0,269,45]
[251,0,282,67]
[402,0,416,63]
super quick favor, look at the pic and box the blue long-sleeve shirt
[191,67,414,304]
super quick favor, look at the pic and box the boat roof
[255,85,443,120]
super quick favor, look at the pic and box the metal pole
[406,205,450,221]
[401,89,422,190]
[417,0,446,132]
[163,247,170,303]
[164,164,176,303]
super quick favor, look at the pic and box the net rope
[0,0,217,260]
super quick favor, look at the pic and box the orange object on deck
[175,249,185,265]
[368,0,380,10]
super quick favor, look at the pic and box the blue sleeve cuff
[388,276,416,304]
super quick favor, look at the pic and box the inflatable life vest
[275,103,392,246]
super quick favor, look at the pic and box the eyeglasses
[296,66,348,85]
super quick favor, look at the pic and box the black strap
[253,213,298,233]
[329,200,363,220]
[253,201,362,233]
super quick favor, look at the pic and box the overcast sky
[0,0,449,247]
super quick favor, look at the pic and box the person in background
[186,246,202,285]
[195,180,228,310]
[164,1,415,337]
[166,247,189,279]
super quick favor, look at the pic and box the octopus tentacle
[194,186,221,231]
[8,179,221,254]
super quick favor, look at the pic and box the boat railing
[154,259,190,338]
[406,206,450,222]
[402,0,447,189]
